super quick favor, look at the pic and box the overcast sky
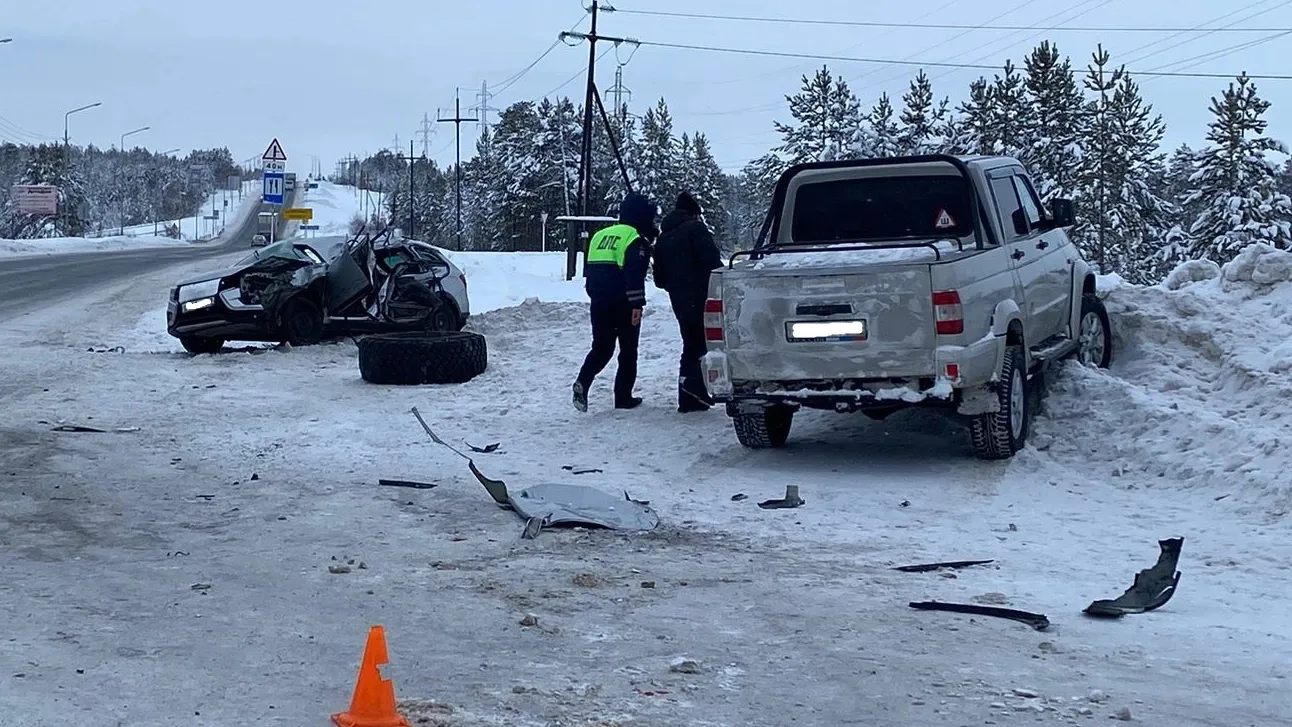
[3,0,1291,177]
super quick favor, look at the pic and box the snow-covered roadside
[0,181,262,259]
[287,180,385,239]
[1,248,1290,726]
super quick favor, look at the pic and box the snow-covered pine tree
[1183,73,1292,263]
[1106,72,1177,283]
[775,66,860,163]
[1074,45,1124,269]
[675,132,696,196]
[639,98,678,206]
[952,78,995,155]
[688,132,728,243]
[898,70,938,155]
[865,93,901,158]
[1021,42,1085,201]
[0,143,88,238]
[987,60,1027,158]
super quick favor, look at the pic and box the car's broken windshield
[789,174,972,244]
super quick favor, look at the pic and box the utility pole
[417,113,435,158]
[438,87,478,250]
[395,141,417,239]
[391,134,401,154]
[559,2,637,217]
[472,81,499,132]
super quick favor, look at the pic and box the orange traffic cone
[332,625,413,727]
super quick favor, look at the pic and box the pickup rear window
[790,175,973,244]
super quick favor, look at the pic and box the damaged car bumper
[167,278,274,341]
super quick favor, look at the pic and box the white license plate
[786,320,867,342]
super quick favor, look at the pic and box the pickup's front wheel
[970,345,1029,460]
[1077,294,1112,368]
[730,404,795,449]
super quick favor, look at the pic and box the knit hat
[676,191,703,215]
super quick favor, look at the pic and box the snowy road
[1,247,1291,726]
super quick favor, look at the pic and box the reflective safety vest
[586,223,640,268]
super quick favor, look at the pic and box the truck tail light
[932,291,964,335]
[704,298,724,341]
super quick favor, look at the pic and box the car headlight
[178,279,221,303]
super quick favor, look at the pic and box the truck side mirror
[1011,208,1030,236]
[1048,198,1075,228]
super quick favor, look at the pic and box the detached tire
[358,331,487,385]
[730,404,795,449]
[970,345,1029,460]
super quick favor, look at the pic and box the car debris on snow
[1084,537,1184,618]
[465,441,500,454]
[410,407,660,537]
[378,478,438,490]
[909,601,1051,631]
[757,484,805,509]
[893,559,995,573]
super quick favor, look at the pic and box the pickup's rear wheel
[1076,293,1112,368]
[731,404,795,449]
[970,345,1029,460]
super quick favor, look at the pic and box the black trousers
[669,290,712,408]
[576,300,640,403]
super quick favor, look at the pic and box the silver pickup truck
[700,154,1112,459]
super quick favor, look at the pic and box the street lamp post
[63,102,101,146]
[117,126,150,235]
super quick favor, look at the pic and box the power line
[610,6,1292,34]
[629,38,1292,80]
[490,12,588,95]
[541,45,615,99]
[1123,0,1292,67]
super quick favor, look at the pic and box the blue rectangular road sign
[299,224,319,230]
[262,170,285,205]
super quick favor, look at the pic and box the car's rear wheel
[279,296,324,346]
[424,297,457,332]
[179,336,224,354]
[970,344,1028,460]
[730,404,795,449]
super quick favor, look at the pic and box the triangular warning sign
[261,138,287,162]
[933,209,956,229]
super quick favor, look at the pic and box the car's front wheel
[279,296,324,346]
[179,336,224,354]
[1076,293,1112,368]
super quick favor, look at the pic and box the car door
[985,168,1047,345]
[1009,173,1072,340]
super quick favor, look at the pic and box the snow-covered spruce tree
[775,66,860,164]
[0,143,88,238]
[594,101,641,216]
[1183,73,1292,264]
[1074,45,1122,270]
[1021,42,1085,202]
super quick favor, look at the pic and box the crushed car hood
[175,241,324,287]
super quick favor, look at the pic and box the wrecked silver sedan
[166,230,471,354]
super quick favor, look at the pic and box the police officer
[572,192,657,412]
[652,191,722,412]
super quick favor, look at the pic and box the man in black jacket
[652,191,722,413]
[572,191,657,412]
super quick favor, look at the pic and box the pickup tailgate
[721,264,936,381]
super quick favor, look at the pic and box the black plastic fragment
[1084,537,1184,619]
[894,559,995,573]
[50,424,106,433]
[909,601,1050,631]
[379,478,437,490]
[466,441,500,454]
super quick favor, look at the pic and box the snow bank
[0,234,195,258]
[1034,244,1292,517]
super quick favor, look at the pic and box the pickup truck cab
[701,154,1112,459]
